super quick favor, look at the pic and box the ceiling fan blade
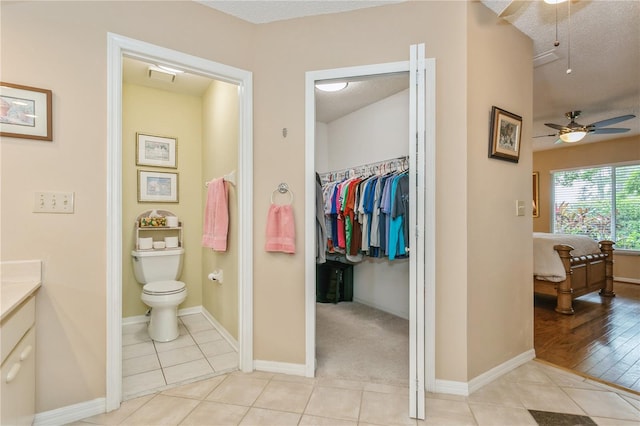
[533,134,557,138]
[588,114,636,129]
[590,127,631,134]
[545,123,570,131]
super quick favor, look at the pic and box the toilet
[131,248,187,342]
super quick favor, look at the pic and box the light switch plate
[33,192,75,213]
[516,200,525,216]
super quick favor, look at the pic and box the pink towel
[265,204,296,254]
[202,177,229,251]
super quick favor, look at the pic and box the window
[552,163,640,251]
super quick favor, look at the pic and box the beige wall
[0,0,252,412]
[466,3,534,379]
[1,0,534,412]
[533,135,640,282]
[122,83,204,317]
[201,80,240,339]
[251,0,475,378]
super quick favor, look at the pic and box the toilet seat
[143,280,186,296]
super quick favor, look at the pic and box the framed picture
[0,82,52,141]
[138,170,179,203]
[488,106,522,163]
[532,171,540,218]
[136,133,177,168]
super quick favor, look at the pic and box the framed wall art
[488,106,522,163]
[136,133,177,168]
[0,82,52,141]
[138,170,179,203]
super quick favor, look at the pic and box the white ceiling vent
[533,49,560,68]
[148,66,176,83]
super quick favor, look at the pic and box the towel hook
[271,182,294,204]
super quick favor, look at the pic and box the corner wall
[122,83,204,317]
[0,0,252,412]
[251,1,472,379]
[1,0,537,413]
[466,2,534,379]
[201,80,240,339]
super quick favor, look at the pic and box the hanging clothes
[316,173,327,264]
[318,157,410,263]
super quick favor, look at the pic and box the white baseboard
[178,306,204,317]
[352,297,409,320]
[434,349,536,396]
[254,360,307,377]
[199,308,239,351]
[34,398,105,426]
[123,306,238,352]
[122,314,149,325]
[467,349,536,394]
[614,276,640,285]
[44,308,223,425]
[434,379,469,396]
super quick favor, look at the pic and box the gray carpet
[315,301,409,385]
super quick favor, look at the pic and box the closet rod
[319,156,408,184]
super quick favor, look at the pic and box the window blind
[552,163,640,250]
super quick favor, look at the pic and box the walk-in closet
[314,72,411,386]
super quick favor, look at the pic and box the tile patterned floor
[122,313,239,400]
[74,359,640,425]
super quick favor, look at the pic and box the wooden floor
[534,281,640,394]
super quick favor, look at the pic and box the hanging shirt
[388,173,408,260]
[392,173,410,252]
[379,175,393,255]
[369,176,384,251]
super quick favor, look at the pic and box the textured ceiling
[127,0,640,152]
[196,0,404,23]
[481,0,639,151]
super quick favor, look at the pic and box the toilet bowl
[141,280,187,342]
[131,247,186,342]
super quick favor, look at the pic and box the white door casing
[304,44,435,419]
[106,33,254,411]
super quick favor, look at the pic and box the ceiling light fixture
[559,131,586,143]
[544,0,567,4]
[315,82,348,92]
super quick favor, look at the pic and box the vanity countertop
[1,260,42,321]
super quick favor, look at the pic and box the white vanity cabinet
[1,296,37,425]
[1,260,41,426]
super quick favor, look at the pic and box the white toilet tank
[131,248,184,284]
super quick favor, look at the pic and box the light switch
[516,200,525,216]
[33,192,75,213]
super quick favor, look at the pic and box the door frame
[106,33,254,411]
[304,48,436,417]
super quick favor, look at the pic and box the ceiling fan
[535,111,636,144]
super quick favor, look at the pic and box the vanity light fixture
[315,82,348,92]
[559,131,586,143]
